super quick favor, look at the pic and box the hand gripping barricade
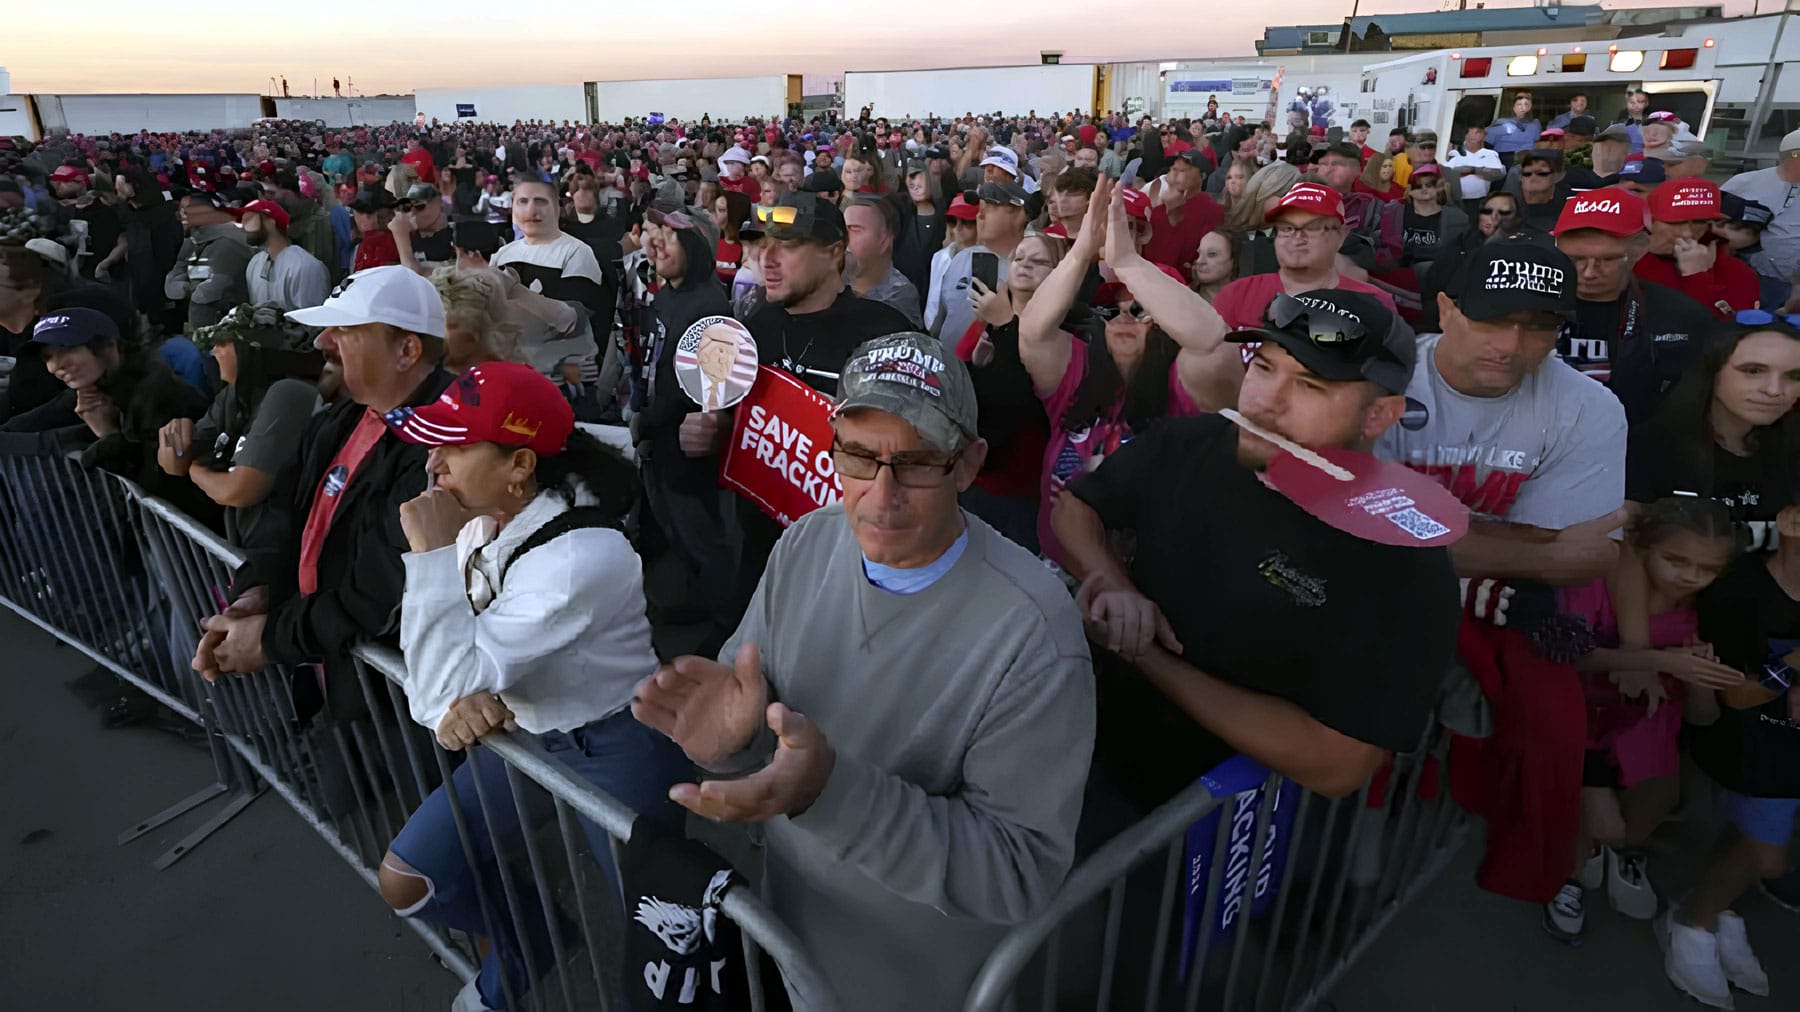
[2,451,1465,1011]
[0,452,835,1011]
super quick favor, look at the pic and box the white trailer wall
[35,94,262,135]
[589,76,792,123]
[274,96,416,128]
[413,84,585,125]
[1668,14,1800,107]
[843,65,1097,119]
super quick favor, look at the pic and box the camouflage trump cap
[833,332,979,456]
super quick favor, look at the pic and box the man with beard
[241,199,330,312]
[675,191,913,634]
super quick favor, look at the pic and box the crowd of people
[4,87,1800,1011]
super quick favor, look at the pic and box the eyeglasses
[1479,206,1513,217]
[1568,254,1634,270]
[1274,222,1342,239]
[1519,169,1554,178]
[831,442,962,487]
[1733,309,1800,328]
[1268,292,1367,346]
[1096,301,1150,322]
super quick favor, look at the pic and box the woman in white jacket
[377,361,689,1012]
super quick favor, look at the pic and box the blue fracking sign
[1177,754,1299,980]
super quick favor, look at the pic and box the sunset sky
[6,0,1762,96]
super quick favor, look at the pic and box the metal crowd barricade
[964,728,1467,1012]
[1,453,836,1011]
[4,448,1473,1012]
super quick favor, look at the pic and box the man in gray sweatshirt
[634,331,1095,1012]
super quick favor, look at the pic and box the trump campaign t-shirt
[1376,333,1627,528]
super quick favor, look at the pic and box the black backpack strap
[498,505,621,586]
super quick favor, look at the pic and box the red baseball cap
[1094,262,1187,307]
[386,362,575,457]
[1552,186,1650,237]
[1648,178,1722,222]
[946,193,978,221]
[238,198,290,231]
[1647,111,1681,125]
[1120,187,1151,220]
[49,165,89,186]
[1266,182,1346,224]
[1042,222,1070,238]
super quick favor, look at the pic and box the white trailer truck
[1360,36,1722,146]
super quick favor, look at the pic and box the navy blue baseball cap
[29,307,119,349]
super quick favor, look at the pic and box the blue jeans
[390,709,692,1007]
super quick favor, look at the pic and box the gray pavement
[0,608,460,1012]
[1330,786,1800,1012]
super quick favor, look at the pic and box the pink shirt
[1037,349,1200,564]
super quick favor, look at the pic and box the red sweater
[1632,242,1761,319]
[1142,192,1223,276]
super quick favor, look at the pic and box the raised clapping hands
[631,643,836,821]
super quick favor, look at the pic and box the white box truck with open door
[1360,36,1721,148]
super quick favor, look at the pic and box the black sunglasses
[1519,169,1554,178]
[1479,205,1513,216]
[1096,301,1150,322]
[1268,292,1366,346]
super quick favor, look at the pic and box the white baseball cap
[1782,127,1800,154]
[979,146,1020,177]
[287,264,446,338]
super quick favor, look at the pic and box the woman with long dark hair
[1018,178,1239,564]
[381,362,690,1012]
[1630,316,1800,551]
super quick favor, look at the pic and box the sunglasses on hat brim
[1269,293,1368,346]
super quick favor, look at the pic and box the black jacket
[0,350,217,523]
[640,228,732,495]
[238,368,453,721]
[120,196,184,317]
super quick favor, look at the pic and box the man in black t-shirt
[1552,186,1712,426]
[675,191,914,637]
[391,183,455,272]
[1056,290,1461,809]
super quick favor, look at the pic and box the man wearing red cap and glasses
[1208,182,1399,352]
[1552,185,1715,425]
[1632,178,1761,320]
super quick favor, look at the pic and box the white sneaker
[1607,848,1659,920]
[1580,848,1606,889]
[1715,912,1770,996]
[1543,879,1585,945]
[1657,909,1734,1010]
[450,977,500,1012]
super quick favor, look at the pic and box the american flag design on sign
[674,316,759,410]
